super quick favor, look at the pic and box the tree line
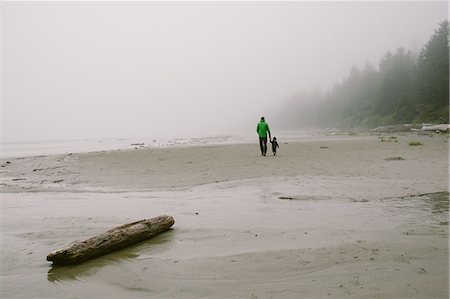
[278,21,449,130]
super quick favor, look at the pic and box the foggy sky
[1,1,447,142]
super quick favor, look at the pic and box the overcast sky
[1,1,447,142]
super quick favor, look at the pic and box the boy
[270,137,279,156]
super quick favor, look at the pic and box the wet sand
[1,133,449,298]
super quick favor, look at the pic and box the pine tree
[276,21,450,129]
[415,21,449,123]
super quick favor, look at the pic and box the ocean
[0,130,354,159]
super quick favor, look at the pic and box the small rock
[279,196,295,200]
[385,156,405,161]
[418,268,427,274]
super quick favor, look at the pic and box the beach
[1,132,449,298]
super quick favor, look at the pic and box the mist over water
[2,1,446,142]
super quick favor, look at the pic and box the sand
[1,132,449,298]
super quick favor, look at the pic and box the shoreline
[1,133,448,194]
[0,130,425,160]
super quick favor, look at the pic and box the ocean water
[0,130,359,159]
[0,135,252,159]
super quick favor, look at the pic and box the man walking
[256,117,271,156]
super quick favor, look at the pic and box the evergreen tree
[415,21,449,123]
[276,21,449,129]
[377,48,417,123]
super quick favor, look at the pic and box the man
[256,117,271,156]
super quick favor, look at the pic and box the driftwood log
[47,215,175,265]
[421,124,450,132]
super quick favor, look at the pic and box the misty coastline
[2,1,449,298]
[0,129,372,159]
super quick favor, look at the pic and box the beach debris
[53,179,64,183]
[1,161,11,167]
[408,141,423,146]
[12,178,26,181]
[384,156,405,161]
[349,198,370,202]
[373,124,419,133]
[131,143,147,150]
[417,267,427,274]
[279,195,330,201]
[47,215,175,265]
[379,136,398,143]
[421,124,449,132]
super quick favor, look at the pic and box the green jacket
[256,120,270,138]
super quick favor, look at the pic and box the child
[270,137,279,156]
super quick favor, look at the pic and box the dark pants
[272,143,277,155]
[259,137,267,155]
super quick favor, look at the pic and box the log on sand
[47,215,175,265]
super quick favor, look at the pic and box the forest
[278,21,449,130]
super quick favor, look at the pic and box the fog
[1,1,447,142]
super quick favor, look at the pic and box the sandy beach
[1,132,449,298]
